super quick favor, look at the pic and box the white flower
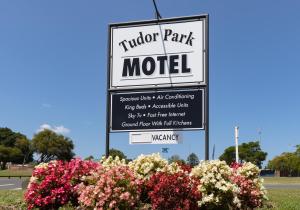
[191,160,237,207]
[233,196,241,208]
[35,162,50,169]
[128,153,172,180]
[100,156,126,169]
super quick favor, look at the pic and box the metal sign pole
[205,15,209,161]
[105,90,110,158]
[106,25,112,158]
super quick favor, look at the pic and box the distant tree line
[0,127,74,169]
[0,128,33,169]
[1,127,299,177]
[168,152,200,167]
[267,145,300,177]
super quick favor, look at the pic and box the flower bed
[25,154,267,210]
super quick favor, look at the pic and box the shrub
[231,162,267,209]
[77,165,142,209]
[24,155,268,210]
[147,171,201,210]
[191,160,239,209]
[128,153,168,180]
[100,155,127,169]
[128,153,183,204]
[24,159,99,210]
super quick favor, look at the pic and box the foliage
[220,141,267,168]
[77,165,142,209]
[128,153,182,180]
[24,159,99,210]
[24,155,268,210]
[128,153,168,180]
[191,160,239,209]
[176,161,193,173]
[0,145,23,169]
[231,162,267,209]
[147,171,201,210]
[296,145,300,155]
[84,155,94,160]
[15,137,33,164]
[0,127,33,169]
[109,148,127,160]
[219,146,236,166]
[268,151,300,177]
[0,127,26,147]
[32,129,75,162]
[187,153,200,167]
[191,160,267,209]
[168,154,186,164]
[239,141,267,168]
[100,155,127,169]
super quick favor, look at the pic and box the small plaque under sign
[129,131,182,144]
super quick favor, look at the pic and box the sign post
[106,15,209,159]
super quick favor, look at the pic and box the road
[264,184,300,189]
[0,178,27,190]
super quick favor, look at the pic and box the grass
[0,169,33,177]
[0,190,73,210]
[0,190,26,210]
[262,189,300,210]
[0,189,299,210]
[263,177,300,184]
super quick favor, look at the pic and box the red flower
[147,171,201,210]
[24,159,99,209]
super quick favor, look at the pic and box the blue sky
[1,0,299,163]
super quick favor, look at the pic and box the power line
[152,0,162,20]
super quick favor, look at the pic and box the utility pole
[235,126,239,163]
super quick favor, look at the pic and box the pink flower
[24,159,100,210]
[77,165,141,209]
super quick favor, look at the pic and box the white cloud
[42,103,52,108]
[53,125,70,134]
[37,124,70,135]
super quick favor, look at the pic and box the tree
[0,127,33,169]
[32,129,74,162]
[219,146,236,165]
[0,145,12,169]
[239,141,267,168]
[268,146,300,176]
[84,155,94,160]
[109,148,127,160]
[295,145,300,156]
[15,137,33,165]
[219,141,267,168]
[0,127,26,147]
[168,155,185,164]
[0,145,23,169]
[187,153,199,167]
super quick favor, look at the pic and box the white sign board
[129,131,182,144]
[109,16,207,89]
